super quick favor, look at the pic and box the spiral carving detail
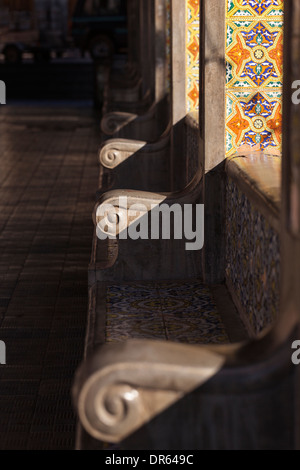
[79,380,141,442]
[96,204,128,238]
[100,148,121,169]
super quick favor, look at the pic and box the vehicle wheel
[4,45,22,64]
[89,36,114,60]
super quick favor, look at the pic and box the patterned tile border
[186,0,200,112]
[225,0,284,157]
[106,280,229,345]
[226,177,280,334]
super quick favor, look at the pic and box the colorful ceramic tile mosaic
[186,0,200,112]
[226,0,284,157]
[226,177,280,334]
[106,281,229,345]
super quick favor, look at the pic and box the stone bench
[73,148,292,450]
[72,0,300,451]
[101,94,170,142]
[98,121,171,194]
[72,111,256,450]
[73,328,295,449]
[101,0,170,141]
[74,125,287,449]
[90,112,202,283]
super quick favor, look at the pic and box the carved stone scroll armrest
[73,340,225,443]
[106,88,152,114]
[73,315,298,444]
[100,100,162,136]
[93,167,203,238]
[99,139,147,169]
[110,62,138,85]
[94,189,167,237]
[101,102,158,136]
[110,71,140,89]
[109,78,142,104]
[99,131,171,169]
[101,112,139,136]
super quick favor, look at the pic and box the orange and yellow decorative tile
[186,0,200,112]
[226,0,284,157]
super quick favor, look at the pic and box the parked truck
[71,0,128,60]
[0,0,70,63]
[0,0,128,64]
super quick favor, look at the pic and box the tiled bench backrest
[225,155,281,336]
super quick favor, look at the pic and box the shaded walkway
[0,106,99,449]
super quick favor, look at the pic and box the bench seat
[87,280,247,348]
[76,278,247,450]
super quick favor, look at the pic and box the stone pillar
[199,0,226,173]
[170,0,189,190]
[200,0,226,284]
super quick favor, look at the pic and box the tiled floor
[0,106,100,449]
[106,281,230,344]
